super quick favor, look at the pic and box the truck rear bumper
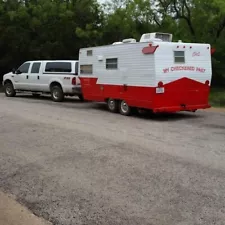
[64,86,82,95]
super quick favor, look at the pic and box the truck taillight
[72,77,76,85]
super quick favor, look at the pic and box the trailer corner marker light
[158,81,164,87]
[211,48,216,55]
[205,80,209,85]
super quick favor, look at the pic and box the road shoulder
[0,191,51,225]
[204,107,225,113]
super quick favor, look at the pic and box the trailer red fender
[78,32,213,116]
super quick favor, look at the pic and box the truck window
[18,62,30,73]
[106,58,118,69]
[174,51,185,63]
[45,62,72,73]
[75,62,79,75]
[31,62,41,73]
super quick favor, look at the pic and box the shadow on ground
[15,94,84,103]
[91,103,201,122]
[12,94,202,122]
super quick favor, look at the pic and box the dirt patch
[0,191,51,225]
[203,107,225,113]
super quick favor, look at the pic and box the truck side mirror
[12,68,16,74]
[15,70,22,74]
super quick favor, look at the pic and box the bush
[209,88,225,107]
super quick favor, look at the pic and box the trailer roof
[80,41,210,51]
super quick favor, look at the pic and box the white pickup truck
[2,60,83,102]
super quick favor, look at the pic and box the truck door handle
[37,76,40,80]
[26,75,29,79]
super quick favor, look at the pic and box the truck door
[29,62,42,91]
[14,62,31,90]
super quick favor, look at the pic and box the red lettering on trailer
[163,68,169,73]
[163,66,205,73]
[196,67,205,73]
[192,52,200,57]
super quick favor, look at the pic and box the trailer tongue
[78,32,214,116]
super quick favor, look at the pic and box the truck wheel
[51,85,64,102]
[119,100,131,116]
[4,82,16,97]
[107,98,118,113]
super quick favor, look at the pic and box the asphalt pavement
[0,94,225,225]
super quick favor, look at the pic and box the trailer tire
[107,98,119,113]
[119,100,131,116]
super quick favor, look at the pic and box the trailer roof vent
[122,38,137,44]
[140,32,173,43]
[112,42,123,45]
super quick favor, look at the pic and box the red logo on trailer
[142,44,159,54]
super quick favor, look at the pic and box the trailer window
[174,51,185,63]
[80,65,93,74]
[87,50,93,56]
[106,58,118,70]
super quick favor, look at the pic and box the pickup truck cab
[2,60,83,102]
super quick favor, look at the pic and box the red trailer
[78,32,214,116]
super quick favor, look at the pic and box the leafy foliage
[0,0,225,86]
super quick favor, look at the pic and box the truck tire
[107,98,118,113]
[51,85,64,102]
[119,100,131,116]
[4,82,16,97]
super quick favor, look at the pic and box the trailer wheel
[119,100,131,116]
[107,98,118,113]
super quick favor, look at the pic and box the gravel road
[0,94,225,225]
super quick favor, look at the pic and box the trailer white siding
[79,43,156,87]
[154,42,212,85]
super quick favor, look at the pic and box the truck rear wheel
[51,85,64,102]
[119,100,131,116]
[4,82,16,97]
[107,98,119,113]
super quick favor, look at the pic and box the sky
[98,0,106,3]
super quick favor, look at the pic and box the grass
[209,88,225,108]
